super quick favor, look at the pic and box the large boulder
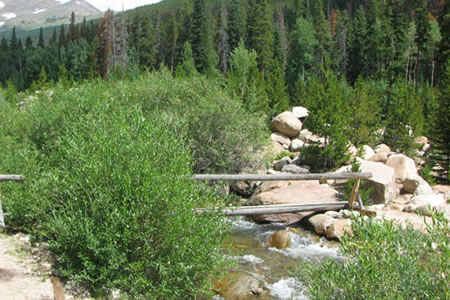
[386,154,418,183]
[291,106,309,119]
[375,144,391,154]
[214,272,267,300]
[402,175,432,195]
[271,112,303,138]
[359,160,396,204]
[271,132,291,148]
[247,181,341,224]
[361,145,375,160]
[308,214,335,235]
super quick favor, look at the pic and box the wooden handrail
[0,175,25,182]
[193,172,372,181]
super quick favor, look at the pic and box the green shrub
[274,151,296,160]
[295,213,449,299]
[39,103,229,297]
[127,70,268,173]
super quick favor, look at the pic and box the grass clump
[295,212,449,299]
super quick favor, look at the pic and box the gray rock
[386,154,418,183]
[271,132,291,147]
[281,164,310,174]
[308,214,336,235]
[292,106,310,119]
[411,194,445,207]
[402,175,432,195]
[271,112,303,138]
[375,144,391,154]
[273,157,291,171]
[290,139,305,152]
[359,160,396,204]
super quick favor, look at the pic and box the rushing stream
[219,217,343,300]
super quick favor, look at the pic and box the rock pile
[238,108,447,239]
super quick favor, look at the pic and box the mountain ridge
[0,0,102,32]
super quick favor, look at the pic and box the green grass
[295,211,449,299]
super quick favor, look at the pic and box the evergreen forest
[0,0,449,298]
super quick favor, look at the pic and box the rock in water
[268,230,291,249]
[271,112,303,138]
[214,272,267,300]
[308,214,335,235]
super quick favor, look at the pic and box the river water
[220,217,343,299]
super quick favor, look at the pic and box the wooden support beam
[348,179,361,209]
[198,202,348,216]
[193,173,372,182]
[0,175,25,182]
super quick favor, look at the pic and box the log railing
[193,172,372,216]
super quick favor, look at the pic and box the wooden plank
[0,175,25,182]
[193,173,372,182]
[198,202,348,216]
[348,179,361,209]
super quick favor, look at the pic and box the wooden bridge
[193,172,372,216]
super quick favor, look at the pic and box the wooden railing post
[348,179,360,209]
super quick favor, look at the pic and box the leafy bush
[126,70,268,173]
[295,213,449,299]
[37,103,228,297]
[274,151,296,160]
[1,71,270,296]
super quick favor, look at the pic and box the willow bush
[0,70,269,296]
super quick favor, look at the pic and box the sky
[59,0,162,12]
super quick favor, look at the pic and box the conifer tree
[216,6,230,74]
[287,17,317,87]
[49,28,57,45]
[266,59,289,117]
[80,17,88,39]
[415,0,432,85]
[69,12,80,42]
[311,0,332,69]
[139,17,157,69]
[430,59,449,181]
[191,0,210,72]
[246,0,273,75]
[347,6,368,83]
[96,10,114,78]
[227,0,245,51]
[166,13,178,71]
[38,27,45,48]
[384,79,424,154]
[58,25,67,48]
[25,36,34,50]
[437,0,449,82]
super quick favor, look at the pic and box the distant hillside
[0,0,101,32]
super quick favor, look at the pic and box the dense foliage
[1,0,448,175]
[0,72,268,296]
[296,212,450,299]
